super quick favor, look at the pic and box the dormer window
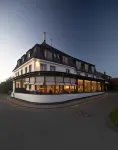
[85,64,89,72]
[45,50,52,60]
[76,61,81,70]
[22,57,24,63]
[63,56,68,65]
[91,66,95,73]
[28,52,30,58]
[17,60,20,66]
[57,54,60,59]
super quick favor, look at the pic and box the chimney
[44,32,46,43]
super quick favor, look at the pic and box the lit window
[40,64,47,71]
[66,69,70,73]
[50,65,56,71]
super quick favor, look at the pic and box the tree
[0,77,12,93]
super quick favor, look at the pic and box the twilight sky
[0,0,118,82]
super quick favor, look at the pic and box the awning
[29,82,35,85]
[71,84,77,86]
[88,74,93,78]
[24,82,29,85]
[35,82,44,85]
[45,82,55,85]
[99,77,104,80]
[56,83,64,85]
[80,72,85,76]
[64,83,71,85]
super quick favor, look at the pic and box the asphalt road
[0,93,118,150]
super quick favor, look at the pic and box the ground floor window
[92,81,97,92]
[16,82,20,88]
[35,85,45,94]
[102,83,104,91]
[47,85,55,94]
[98,82,101,92]
[84,80,91,92]
[29,85,35,91]
[64,85,70,93]
[70,86,76,93]
[78,79,83,92]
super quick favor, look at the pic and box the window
[22,57,25,63]
[85,64,89,72]
[25,67,27,73]
[76,61,81,70]
[66,69,70,73]
[50,65,56,71]
[57,54,60,59]
[21,70,23,75]
[18,60,20,66]
[98,82,101,92]
[54,54,56,59]
[91,66,95,73]
[81,63,85,71]
[84,80,91,92]
[63,56,68,64]
[29,65,32,72]
[44,50,52,60]
[40,64,47,71]
[78,80,83,92]
[92,81,97,92]
[18,72,19,76]
[28,52,30,58]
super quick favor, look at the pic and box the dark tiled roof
[13,42,95,71]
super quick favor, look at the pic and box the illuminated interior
[98,82,101,92]
[35,85,45,93]
[102,83,104,91]
[84,80,91,92]
[64,85,70,93]
[55,85,59,93]
[70,86,75,92]
[92,81,97,92]
[47,85,55,94]
[78,79,83,92]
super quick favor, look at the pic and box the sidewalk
[5,93,107,109]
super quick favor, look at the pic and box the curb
[5,93,107,109]
[107,116,118,134]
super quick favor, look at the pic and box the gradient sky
[0,0,118,82]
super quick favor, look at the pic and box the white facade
[13,58,77,77]
[13,58,35,77]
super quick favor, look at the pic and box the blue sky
[0,0,118,81]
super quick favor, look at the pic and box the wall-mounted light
[35,60,40,67]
